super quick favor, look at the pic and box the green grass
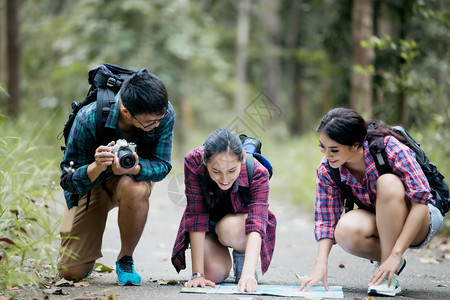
[0,114,61,295]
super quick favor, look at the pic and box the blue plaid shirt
[60,94,175,209]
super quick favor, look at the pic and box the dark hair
[317,108,367,147]
[317,107,406,150]
[202,129,244,209]
[120,72,168,116]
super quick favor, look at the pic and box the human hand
[369,255,402,287]
[94,141,115,171]
[299,263,329,292]
[112,151,140,175]
[238,273,258,292]
[184,276,215,289]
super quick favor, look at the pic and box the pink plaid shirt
[171,146,277,274]
[314,136,433,241]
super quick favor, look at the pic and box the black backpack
[58,63,148,151]
[238,134,273,204]
[329,125,450,217]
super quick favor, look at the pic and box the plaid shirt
[171,146,277,275]
[314,136,433,242]
[60,94,175,209]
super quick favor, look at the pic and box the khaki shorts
[58,175,153,269]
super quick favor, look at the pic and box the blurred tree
[351,0,374,117]
[6,0,21,117]
[259,0,280,104]
[234,0,252,117]
[281,0,304,135]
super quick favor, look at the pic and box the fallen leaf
[158,279,168,285]
[365,297,374,300]
[94,262,113,273]
[438,244,450,252]
[6,286,18,291]
[166,280,180,285]
[74,281,90,287]
[54,278,74,287]
[149,278,157,282]
[420,257,439,264]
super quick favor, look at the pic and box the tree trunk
[398,0,413,126]
[6,0,21,117]
[283,0,305,135]
[350,0,374,117]
[234,0,252,117]
[260,0,279,104]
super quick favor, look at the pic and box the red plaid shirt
[171,146,277,274]
[314,136,433,242]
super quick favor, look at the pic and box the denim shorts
[409,203,444,249]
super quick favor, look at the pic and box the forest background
[0,0,449,291]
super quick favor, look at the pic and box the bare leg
[375,174,409,262]
[116,177,151,260]
[204,233,232,283]
[335,209,381,261]
[215,213,248,253]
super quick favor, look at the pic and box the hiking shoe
[368,273,401,296]
[116,256,141,286]
[232,250,258,283]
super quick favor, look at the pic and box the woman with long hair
[171,128,277,292]
[300,108,443,296]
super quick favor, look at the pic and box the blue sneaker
[116,256,141,286]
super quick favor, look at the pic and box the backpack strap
[327,163,375,214]
[92,69,120,146]
[239,154,254,205]
[370,146,393,176]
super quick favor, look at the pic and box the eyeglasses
[130,111,167,129]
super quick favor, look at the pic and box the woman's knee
[204,262,230,283]
[215,214,246,247]
[335,211,374,249]
[376,174,405,204]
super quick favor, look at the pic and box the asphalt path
[15,174,450,299]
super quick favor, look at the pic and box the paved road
[17,175,450,299]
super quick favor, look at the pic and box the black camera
[109,139,137,169]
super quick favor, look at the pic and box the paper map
[181,283,344,298]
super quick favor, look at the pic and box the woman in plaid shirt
[300,108,443,297]
[171,129,277,292]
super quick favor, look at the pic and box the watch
[191,272,203,280]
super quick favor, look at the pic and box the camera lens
[118,149,136,169]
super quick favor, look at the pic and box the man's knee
[117,177,151,200]
[59,261,94,281]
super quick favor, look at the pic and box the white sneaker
[371,257,406,275]
[368,273,401,296]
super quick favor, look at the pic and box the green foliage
[0,115,61,293]
[266,133,323,214]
